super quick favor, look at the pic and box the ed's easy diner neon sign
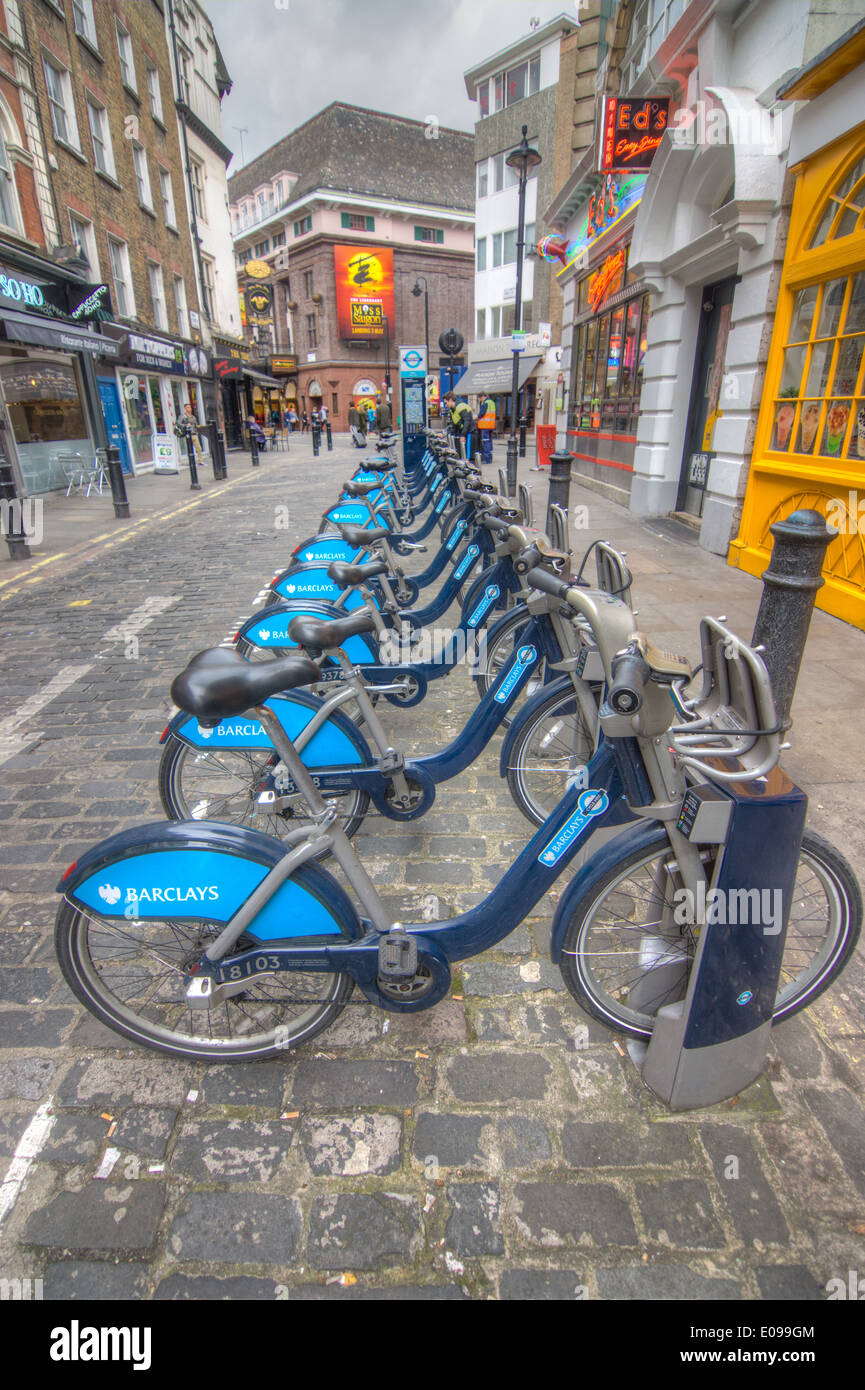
[587,249,625,313]
[600,97,669,173]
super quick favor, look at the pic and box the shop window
[570,291,651,433]
[0,359,89,495]
[124,376,155,467]
[808,155,865,247]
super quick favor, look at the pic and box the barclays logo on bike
[445,520,467,552]
[467,584,500,628]
[454,544,479,580]
[494,645,537,703]
[538,790,610,866]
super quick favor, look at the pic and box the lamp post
[383,313,393,415]
[505,125,542,497]
[412,275,430,408]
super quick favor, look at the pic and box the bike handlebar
[608,647,652,714]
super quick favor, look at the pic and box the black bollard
[249,428,259,468]
[311,420,321,457]
[751,508,834,728]
[0,456,30,558]
[519,416,527,459]
[214,425,228,479]
[184,433,201,490]
[325,420,333,451]
[205,421,223,479]
[104,444,131,518]
[545,449,573,534]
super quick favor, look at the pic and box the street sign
[399,345,426,377]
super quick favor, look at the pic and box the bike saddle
[338,523,390,546]
[288,610,378,654]
[361,461,396,473]
[378,432,398,444]
[343,479,381,498]
[171,648,321,725]
[327,558,389,589]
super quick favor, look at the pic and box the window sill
[151,114,167,132]
[95,168,121,190]
[122,82,141,104]
[75,33,103,63]
[54,136,87,165]
[166,223,179,235]
[138,203,157,218]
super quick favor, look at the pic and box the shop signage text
[0,263,112,323]
[558,172,648,272]
[587,249,626,312]
[270,356,297,374]
[600,97,670,172]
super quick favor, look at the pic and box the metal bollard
[205,421,225,479]
[184,433,201,490]
[325,421,333,451]
[249,429,259,467]
[545,450,573,534]
[104,445,131,518]
[214,426,228,479]
[751,508,834,728]
[0,457,31,558]
[311,421,321,457]
[519,416,527,459]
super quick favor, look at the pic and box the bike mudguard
[324,503,390,530]
[161,689,371,767]
[498,674,575,775]
[548,817,659,963]
[58,820,362,943]
[291,535,364,565]
[236,601,380,663]
[271,563,374,611]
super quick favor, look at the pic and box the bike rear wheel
[559,829,862,1039]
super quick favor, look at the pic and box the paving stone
[384,996,468,1046]
[169,1192,301,1264]
[447,1053,551,1103]
[768,1015,824,1080]
[562,1121,694,1169]
[491,924,533,954]
[636,1179,725,1249]
[197,1063,288,1109]
[112,1107,178,1161]
[701,1124,790,1246]
[307,1193,421,1270]
[596,1266,742,1300]
[57,1057,190,1108]
[470,1006,512,1041]
[44,1261,152,1301]
[498,1115,552,1167]
[287,1283,468,1300]
[514,1181,637,1248]
[0,1111,33,1154]
[405,861,473,886]
[412,1112,493,1169]
[803,1087,865,1198]
[755,1265,823,1300]
[499,1269,587,1300]
[172,1118,291,1182]
[0,931,41,964]
[291,1059,418,1108]
[64,1013,132,1049]
[321,1008,383,1046]
[24,1182,166,1254]
[299,1113,401,1175]
[40,1113,109,1163]
[445,1182,503,1256]
[155,1275,278,1300]
[0,967,56,1004]
[0,1009,75,1047]
[0,1057,56,1100]
[566,1053,629,1108]
[462,959,564,995]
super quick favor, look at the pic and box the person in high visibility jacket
[476,394,496,464]
[444,392,474,460]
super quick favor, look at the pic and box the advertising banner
[334,245,394,340]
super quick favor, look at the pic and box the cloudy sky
[207,0,579,168]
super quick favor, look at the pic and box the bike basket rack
[670,618,781,783]
[517,482,533,528]
[595,541,632,605]
[548,504,568,555]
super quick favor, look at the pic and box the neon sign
[587,249,626,313]
[600,97,669,172]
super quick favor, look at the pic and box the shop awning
[456,354,543,395]
[1,309,120,356]
[243,367,282,388]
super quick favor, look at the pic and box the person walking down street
[175,402,204,469]
[443,391,474,460]
[366,404,376,431]
[301,410,310,433]
[477,394,496,465]
[357,406,368,436]
[374,395,392,434]
[348,403,365,449]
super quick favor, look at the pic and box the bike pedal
[378,931,418,979]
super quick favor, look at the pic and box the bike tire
[559,827,862,1039]
[506,685,596,825]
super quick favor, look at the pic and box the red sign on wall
[587,248,626,313]
[334,245,395,340]
[600,97,669,172]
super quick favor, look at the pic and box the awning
[456,354,543,395]
[243,367,281,388]
[1,309,120,356]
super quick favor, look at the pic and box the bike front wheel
[559,828,862,1039]
[55,901,354,1062]
[506,684,597,825]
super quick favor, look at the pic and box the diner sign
[600,97,670,172]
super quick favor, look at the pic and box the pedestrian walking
[348,403,366,449]
[175,402,203,468]
[374,395,392,433]
[443,391,474,460]
[301,410,310,433]
[477,393,496,465]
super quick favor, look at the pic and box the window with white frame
[492,232,502,268]
[68,211,99,276]
[115,20,136,92]
[0,129,22,232]
[71,0,97,49]
[476,308,485,340]
[201,255,215,320]
[477,160,488,199]
[493,153,504,193]
[147,262,167,330]
[107,236,134,318]
[158,167,176,228]
[624,0,690,89]
[146,65,163,124]
[132,143,153,210]
[476,237,487,272]
[490,305,501,337]
[86,95,115,178]
[173,275,188,336]
[190,156,206,221]
[43,56,80,151]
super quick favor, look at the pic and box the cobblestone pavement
[0,435,863,1301]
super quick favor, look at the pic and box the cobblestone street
[1,435,863,1302]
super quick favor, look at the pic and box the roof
[228,103,475,212]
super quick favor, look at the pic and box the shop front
[102,330,212,474]
[213,338,251,448]
[0,251,117,495]
[731,112,865,628]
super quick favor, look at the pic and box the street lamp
[412,274,430,378]
[505,125,542,497]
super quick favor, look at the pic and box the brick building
[0,0,220,495]
[228,103,475,427]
